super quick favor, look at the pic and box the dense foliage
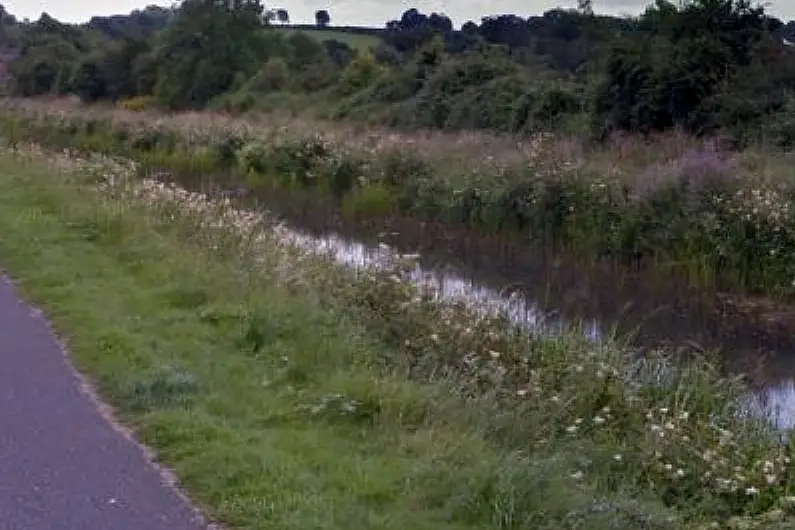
[2,0,795,144]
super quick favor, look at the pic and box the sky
[1,0,793,26]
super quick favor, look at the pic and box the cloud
[3,0,792,26]
[287,0,794,26]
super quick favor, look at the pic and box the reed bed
[2,97,794,299]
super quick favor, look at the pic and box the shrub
[118,95,158,112]
[443,75,529,132]
[247,57,290,93]
[512,84,584,133]
[340,182,398,218]
[338,50,383,95]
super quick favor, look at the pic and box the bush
[292,59,339,92]
[338,50,383,95]
[247,57,290,93]
[512,84,584,133]
[757,96,795,148]
[443,75,529,132]
[340,182,398,218]
[118,95,158,112]
[397,52,519,128]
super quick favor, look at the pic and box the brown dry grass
[10,95,795,190]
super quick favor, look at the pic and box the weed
[2,98,795,297]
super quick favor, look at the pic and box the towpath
[0,276,210,530]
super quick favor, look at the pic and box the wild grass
[2,142,795,529]
[1,97,795,299]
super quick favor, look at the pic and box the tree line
[2,0,795,146]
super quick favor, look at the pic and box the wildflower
[675,468,685,478]
[745,487,759,496]
[613,454,622,461]
[566,425,578,434]
[766,474,778,485]
[593,416,606,425]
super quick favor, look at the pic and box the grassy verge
[1,98,795,298]
[0,150,530,529]
[2,145,795,529]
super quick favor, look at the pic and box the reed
[1,97,795,298]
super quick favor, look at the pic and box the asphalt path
[0,276,210,530]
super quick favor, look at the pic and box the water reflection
[184,176,795,429]
[280,227,604,340]
[274,220,795,429]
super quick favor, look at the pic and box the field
[276,26,382,50]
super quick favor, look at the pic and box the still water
[190,176,795,430]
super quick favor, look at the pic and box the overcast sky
[2,0,793,26]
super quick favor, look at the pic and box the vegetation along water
[4,0,795,528]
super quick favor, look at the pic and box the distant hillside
[2,1,795,146]
[274,25,383,50]
[84,5,175,39]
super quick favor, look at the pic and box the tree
[275,8,289,24]
[591,0,778,137]
[383,8,454,52]
[315,9,330,27]
[461,21,478,34]
[577,0,593,16]
[9,13,88,97]
[339,49,382,94]
[153,0,267,109]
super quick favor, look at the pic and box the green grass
[3,147,795,530]
[275,27,381,50]
[0,155,654,528]
[0,155,495,529]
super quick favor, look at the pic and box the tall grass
[1,97,795,299]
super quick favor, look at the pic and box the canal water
[176,174,795,430]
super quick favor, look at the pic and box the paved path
[0,277,210,530]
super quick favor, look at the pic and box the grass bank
[3,142,795,528]
[1,98,794,299]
